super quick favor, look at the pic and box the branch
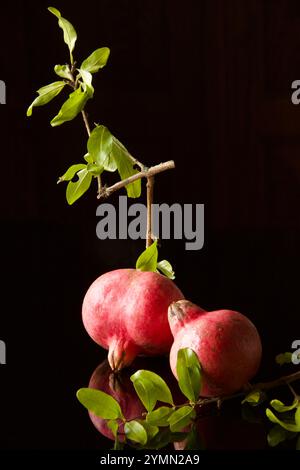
[146,176,155,248]
[197,370,300,408]
[97,160,175,199]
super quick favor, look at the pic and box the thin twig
[81,110,91,137]
[146,176,155,248]
[97,160,175,199]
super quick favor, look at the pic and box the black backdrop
[0,0,300,450]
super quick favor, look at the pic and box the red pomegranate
[82,269,184,371]
[168,300,262,397]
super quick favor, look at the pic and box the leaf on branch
[107,419,119,438]
[66,168,92,205]
[57,163,87,183]
[87,125,116,171]
[156,259,175,279]
[48,7,77,63]
[146,406,175,427]
[87,163,103,176]
[111,137,141,198]
[275,352,293,366]
[54,64,73,80]
[130,369,173,412]
[176,348,202,403]
[266,407,300,433]
[81,47,110,73]
[77,69,94,98]
[267,425,294,447]
[76,388,123,420]
[167,406,196,433]
[242,390,265,406]
[51,86,89,127]
[270,399,299,413]
[26,81,65,116]
[136,240,158,272]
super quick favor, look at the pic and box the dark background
[0,0,300,450]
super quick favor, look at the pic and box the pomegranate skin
[169,300,262,397]
[82,269,184,371]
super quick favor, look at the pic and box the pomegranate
[168,300,262,397]
[88,360,145,441]
[82,269,184,371]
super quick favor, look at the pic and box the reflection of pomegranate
[169,300,262,397]
[88,360,145,441]
[174,415,266,450]
[82,269,184,371]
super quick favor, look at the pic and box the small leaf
[87,163,103,176]
[54,64,73,80]
[124,420,147,446]
[76,388,123,420]
[146,406,174,427]
[137,420,159,441]
[242,390,264,406]
[107,419,119,438]
[130,369,173,412]
[111,137,141,198]
[267,425,293,447]
[83,153,93,163]
[276,352,293,366]
[57,163,87,183]
[168,406,196,433]
[156,260,175,280]
[66,168,92,205]
[27,81,65,116]
[136,240,158,272]
[78,69,94,98]
[270,399,299,413]
[81,47,110,73]
[51,86,89,127]
[87,125,116,171]
[266,408,300,432]
[176,348,202,403]
[48,7,77,63]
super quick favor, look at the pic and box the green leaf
[146,406,175,427]
[54,64,73,80]
[78,69,94,97]
[48,7,77,63]
[124,420,147,445]
[66,168,92,205]
[156,260,175,280]
[57,163,87,183]
[130,369,173,412]
[176,348,202,403]
[184,425,205,450]
[87,163,103,176]
[266,408,300,432]
[242,390,264,406]
[146,428,188,450]
[83,153,93,163]
[87,125,116,171]
[111,137,141,198]
[168,406,196,433]
[107,419,119,438]
[81,47,110,73]
[136,240,158,272]
[267,425,293,447]
[51,86,89,127]
[270,399,299,413]
[276,352,293,366]
[26,81,65,116]
[76,388,123,420]
[137,420,159,441]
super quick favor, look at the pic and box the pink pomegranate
[168,300,262,397]
[88,360,145,440]
[82,269,184,371]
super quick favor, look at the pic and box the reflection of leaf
[76,388,123,419]
[176,348,202,402]
[145,428,187,450]
[267,425,295,447]
[124,420,147,445]
[130,369,173,412]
